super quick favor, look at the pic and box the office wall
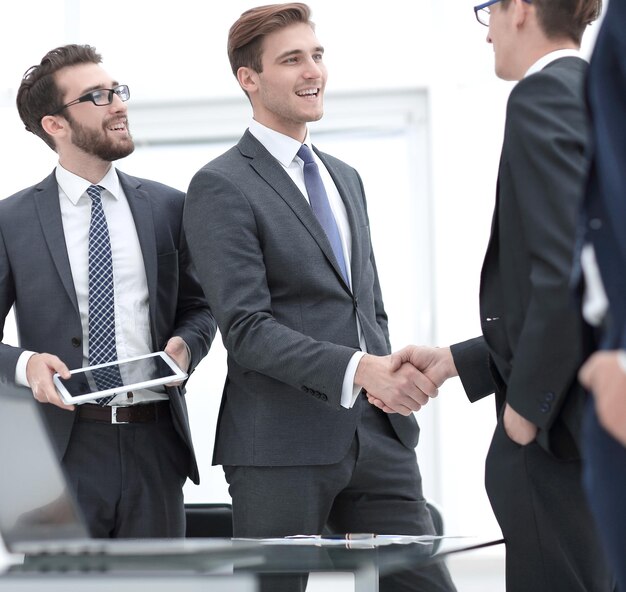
[0,0,603,550]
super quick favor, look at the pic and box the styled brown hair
[502,0,602,44]
[227,3,313,76]
[16,44,102,150]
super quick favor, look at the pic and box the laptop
[0,384,252,566]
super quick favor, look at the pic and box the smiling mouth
[295,88,320,98]
[107,119,128,132]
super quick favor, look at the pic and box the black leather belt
[76,401,170,424]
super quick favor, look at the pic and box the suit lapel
[34,172,79,313]
[118,171,158,344]
[239,131,352,293]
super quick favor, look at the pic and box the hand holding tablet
[52,352,187,405]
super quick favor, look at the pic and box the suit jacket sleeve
[183,168,358,408]
[170,223,217,373]
[0,229,22,382]
[502,70,587,431]
[357,171,391,352]
[450,336,495,402]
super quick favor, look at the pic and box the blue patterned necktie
[86,184,122,406]
[297,144,350,286]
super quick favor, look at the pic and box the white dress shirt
[16,164,166,404]
[248,120,366,407]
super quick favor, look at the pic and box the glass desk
[4,535,504,592]
[236,536,504,591]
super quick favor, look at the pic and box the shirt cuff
[15,351,37,387]
[341,351,366,409]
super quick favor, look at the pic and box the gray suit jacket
[184,130,418,466]
[0,170,216,483]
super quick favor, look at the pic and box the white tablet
[52,352,187,405]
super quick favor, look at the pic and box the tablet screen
[55,353,184,401]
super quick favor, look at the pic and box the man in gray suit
[0,44,216,538]
[184,3,454,591]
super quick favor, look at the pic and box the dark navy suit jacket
[581,0,626,349]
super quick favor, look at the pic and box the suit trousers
[583,400,625,591]
[224,399,456,592]
[62,406,188,538]
[485,414,612,592]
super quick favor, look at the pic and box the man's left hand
[503,402,537,445]
[164,336,190,386]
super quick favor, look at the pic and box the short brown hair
[227,3,313,76]
[502,0,602,44]
[16,44,102,150]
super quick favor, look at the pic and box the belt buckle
[111,406,128,425]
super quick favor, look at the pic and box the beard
[66,114,135,161]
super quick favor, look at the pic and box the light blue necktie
[86,184,122,406]
[297,144,350,286]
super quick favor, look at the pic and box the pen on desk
[323,533,376,540]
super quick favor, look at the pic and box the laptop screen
[0,385,89,549]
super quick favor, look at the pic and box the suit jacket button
[540,403,550,413]
[320,394,328,401]
[71,337,81,348]
[544,391,555,402]
[589,218,602,230]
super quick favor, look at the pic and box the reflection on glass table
[7,535,504,592]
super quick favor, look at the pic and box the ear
[512,0,532,27]
[41,114,68,143]
[237,66,259,96]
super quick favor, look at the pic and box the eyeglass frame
[47,84,130,116]
[473,0,532,27]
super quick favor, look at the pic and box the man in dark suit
[372,0,612,590]
[183,3,454,591]
[577,0,626,587]
[0,45,216,538]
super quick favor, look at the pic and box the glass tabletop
[231,535,504,577]
[6,535,504,576]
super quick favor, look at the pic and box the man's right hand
[26,353,74,411]
[354,353,438,416]
[579,351,626,447]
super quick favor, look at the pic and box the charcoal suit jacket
[184,130,418,467]
[0,170,216,483]
[451,57,590,459]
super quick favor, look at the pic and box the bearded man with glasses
[0,44,216,538]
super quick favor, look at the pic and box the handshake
[355,345,458,416]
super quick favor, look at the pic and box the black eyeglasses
[48,84,130,116]
[473,0,532,27]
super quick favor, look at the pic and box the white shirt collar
[248,119,312,166]
[524,48,584,78]
[55,163,122,205]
